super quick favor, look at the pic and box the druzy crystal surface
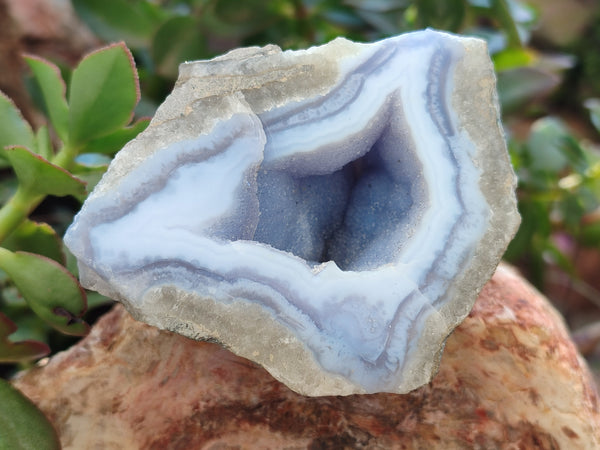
[65,30,520,395]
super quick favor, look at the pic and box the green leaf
[68,42,140,147]
[0,312,49,362]
[561,135,589,175]
[0,92,35,152]
[72,0,164,48]
[83,118,150,155]
[0,174,17,205]
[496,67,559,113]
[526,117,571,173]
[0,249,89,335]
[24,55,69,143]
[0,379,60,450]
[504,200,548,261]
[85,291,114,309]
[3,220,64,264]
[69,161,108,202]
[559,192,586,228]
[415,0,465,31]
[152,16,207,79]
[35,125,53,160]
[493,47,534,72]
[490,0,523,48]
[581,221,600,247]
[1,146,87,197]
[584,98,600,133]
[0,308,51,346]
[543,241,575,275]
[345,0,409,12]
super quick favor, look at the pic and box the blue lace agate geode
[65,30,520,396]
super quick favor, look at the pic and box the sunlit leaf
[0,249,88,335]
[0,379,60,450]
[1,146,87,197]
[493,47,534,72]
[24,55,69,142]
[0,312,49,362]
[69,42,140,147]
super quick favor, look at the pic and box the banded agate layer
[65,30,520,395]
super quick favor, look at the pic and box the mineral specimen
[64,30,520,396]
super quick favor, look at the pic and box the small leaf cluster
[505,110,600,286]
[72,0,534,112]
[0,43,148,364]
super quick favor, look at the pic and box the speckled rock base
[13,265,600,449]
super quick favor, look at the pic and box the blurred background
[1,0,600,384]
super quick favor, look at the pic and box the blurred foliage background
[1,0,600,379]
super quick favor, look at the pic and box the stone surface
[64,30,519,395]
[12,266,600,449]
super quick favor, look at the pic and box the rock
[64,30,519,395]
[12,265,600,449]
[5,0,99,64]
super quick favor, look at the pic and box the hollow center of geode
[253,131,425,271]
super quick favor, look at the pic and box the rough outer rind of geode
[64,30,520,396]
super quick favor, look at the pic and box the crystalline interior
[254,125,425,271]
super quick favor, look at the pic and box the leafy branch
[0,42,148,447]
[0,42,148,362]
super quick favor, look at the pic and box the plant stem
[0,143,80,245]
[52,144,78,170]
[0,187,44,244]
[492,0,522,48]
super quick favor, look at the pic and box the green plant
[505,111,600,286]
[0,378,60,449]
[0,42,148,440]
[71,0,536,113]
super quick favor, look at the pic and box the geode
[64,30,520,396]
